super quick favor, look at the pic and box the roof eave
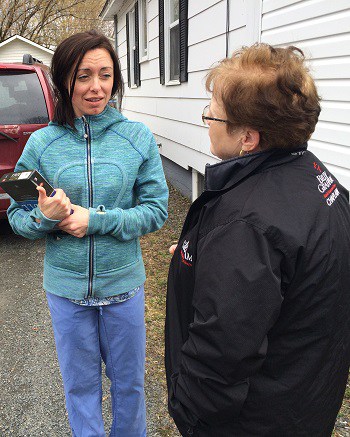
[0,35,55,54]
[100,0,124,20]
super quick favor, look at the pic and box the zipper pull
[82,116,89,139]
[82,115,90,128]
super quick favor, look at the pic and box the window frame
[126,3,141,88]
[164,0,180,85]
[128,7,137,88]
[138,0,149,63]
[159,0,188,86]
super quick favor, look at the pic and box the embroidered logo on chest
[181,240,193,267]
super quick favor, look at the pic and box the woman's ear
[241,129,260,153]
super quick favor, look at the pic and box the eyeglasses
[202,105,228,125]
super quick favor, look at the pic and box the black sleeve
[168,219,284,427]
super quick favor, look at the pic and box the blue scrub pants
[46,288,146,437]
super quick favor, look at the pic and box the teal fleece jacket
[7,106,168,299]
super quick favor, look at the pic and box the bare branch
[0,0,111,46]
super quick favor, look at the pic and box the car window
[0,70,49,125]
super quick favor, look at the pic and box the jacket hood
[49,105,127,140]
[205,145,308,192]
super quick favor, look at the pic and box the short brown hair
[206,43,321,149]
[51,30,124,128]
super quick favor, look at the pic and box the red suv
[0,55,55,220]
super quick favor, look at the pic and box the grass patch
[142,183,190,436]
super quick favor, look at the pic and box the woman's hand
[37,186,72,221]
[169,244,178,255]
[57,204,89,238]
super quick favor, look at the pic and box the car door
[0,68,50,218]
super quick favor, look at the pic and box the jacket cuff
[86,205,123,236]
[29,208,61,231]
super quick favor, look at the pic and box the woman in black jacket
[165,43,350,437]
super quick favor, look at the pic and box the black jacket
[165,146,350,437]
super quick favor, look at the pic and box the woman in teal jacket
[8,30,168,436]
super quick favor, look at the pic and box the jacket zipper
[82,116,94,298]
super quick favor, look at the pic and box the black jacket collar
[180,145,308,236]
[205,145,308,192]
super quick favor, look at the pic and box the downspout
[226,0,230,57]
[258,0,263,42]
[114,14,118,51]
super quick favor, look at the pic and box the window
[139,0,148,61]
[126,4,141,87]
[0,71,48,124]
[159,0,188,85]
[167,0,180,81]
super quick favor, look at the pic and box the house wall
[113,0,350,197]
[161,156,192,198]
[261,0,350,189]
[116,0,260,198]
[0,40,53,66]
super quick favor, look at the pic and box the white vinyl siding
[261,0,350,189]
[117,0,261,174]
[109,0,350,192]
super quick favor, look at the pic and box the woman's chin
[88,106,105,115]
[83,101,107,116]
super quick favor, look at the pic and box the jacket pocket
[46,233,88,274]
[94,234,139,273]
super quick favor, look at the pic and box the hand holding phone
[37,185,72,221]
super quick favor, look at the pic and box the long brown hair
[51,30,124,128]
